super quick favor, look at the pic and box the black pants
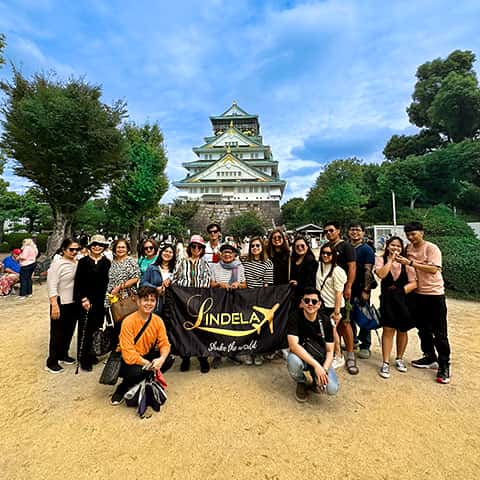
[413,294,450,366]
[20,263,36,296]
[114,353,175,396]
[46,302,79,367]
[77,303,106,369]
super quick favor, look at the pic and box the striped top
[172,257,211,288]
[242,259,274,288]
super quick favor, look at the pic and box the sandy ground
[1,282,479,480]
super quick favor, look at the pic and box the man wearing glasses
[286,287,339,402]
[204,223,222,268]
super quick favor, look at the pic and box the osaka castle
[174,102,286,226]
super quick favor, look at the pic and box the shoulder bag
[302,315,327,364]
[99,314,152,385]
[110,292,138,323]
[92,310,116,356]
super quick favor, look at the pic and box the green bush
[3,233,49,253]
[421,204,475,238]
[430,235,480,298]
[0,242,9,253]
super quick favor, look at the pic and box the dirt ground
[1,282,479,480]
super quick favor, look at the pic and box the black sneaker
[436,365,451,384]
[411,356,438,369]
[59,356,76,365]
[180,357,191,372]
[45,364,64,374]
[211,357,222,369]
[111,391,124,406]
[199,357,210,374]
[295,382,308,403]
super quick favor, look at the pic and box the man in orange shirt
[111,286,174,405]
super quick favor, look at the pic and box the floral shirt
[105,256,140,307]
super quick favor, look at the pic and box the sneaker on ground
[358,349,371,359]
[45,364,64,374]
[436,365,451,384]
[378,362,390,379]
[59,356,76,365]
[211,357,222,369]
[244,355,254,366]
[332,355,345,369]
[254,355,264,366]
[263,353,276,361]
[395,358,408,372]
[111,391,124,406]
[412,356,438,369]
[281,348,289,361]
[295,382,308,403]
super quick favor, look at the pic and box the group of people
[0,238,38,297]
[43,219,451,412]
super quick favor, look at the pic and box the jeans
[20,263,36,296]
[413,294,450,367]
[287,352,339,395]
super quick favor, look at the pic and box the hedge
[429,235,480,299]
[2,233,49,253]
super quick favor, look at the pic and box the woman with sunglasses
[375,236,417,379]
[45,238,81,374]
[316,244,351,371]
[266,229,291,285]
[141,244,176,315]
[73,235,111,371]
[290,236,318,308]
[241,236,274,365]
[137,238,159,281]
[172,235,212,373]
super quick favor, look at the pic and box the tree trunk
[409,198,416,210]
[46,210,73,256]
[130,225,139,259]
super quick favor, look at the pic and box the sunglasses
[295,244,306,249]
[324,228,336,233]
[222,250,234,254]
[90,243,105,248]
[272,235,283,240]
[144,246,155,251]
[208,229,219,234]
[191,244,204,250]
[67,247,80,252]
[302,298,319,305]
[321,251,333,256]
[251,243,262,248]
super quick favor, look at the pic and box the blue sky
[1,0,479,203]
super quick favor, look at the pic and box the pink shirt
[375,257,416,283]
[19,244,38,267]
[406,241,444,295]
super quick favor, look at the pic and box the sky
[1,0,480,203]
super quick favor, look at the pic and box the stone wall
[189,200,281,234]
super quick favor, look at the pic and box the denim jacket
[141,265,166,315]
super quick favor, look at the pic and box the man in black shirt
[287,287,339,402]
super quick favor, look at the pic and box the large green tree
[281,197,306,229]
[225,211,267,239]
[107,123,168,253]
[0,70,126,254]
[17,187,53,233]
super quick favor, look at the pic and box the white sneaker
[244,355,253,366]
[395,358,408,372]
[379,362,390,379]
[281,348,289,361]
[332,355,345,369]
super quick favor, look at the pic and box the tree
[225,211,267,239]
[17,187,53,233]
[148,215,187,239]
[0,70,126,255]
[0,179,21,243]
[428,72,480,142]
[107,123,168,253]
[281,197,306,229]
[170,199,199,226]
[383,129,442,161]
[73,198,108,234]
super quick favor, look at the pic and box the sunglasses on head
[67,247,80,252]
[302,297,319,305]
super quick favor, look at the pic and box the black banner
[165,285,292,357]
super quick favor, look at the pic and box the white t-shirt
[316,264,347,308]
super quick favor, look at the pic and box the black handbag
[92,311,115,356]
[98,313,153,386]
[99,351,122,385]
[302,314,327,364]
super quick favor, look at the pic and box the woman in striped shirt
[241,236,273,365]
[171,235,211,373]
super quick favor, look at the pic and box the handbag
[353,299,381,330]
[92,312,115,356]
[98,351,122,385]
[301,313,327,364]
[98,313,153,386]
[110,293,138,323]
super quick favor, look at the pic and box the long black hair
[318,243,339,284]
[154,244,176,272]
[382,236,405,263]
[291,235,316,263]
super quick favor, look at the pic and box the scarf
[219,258,241,284]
